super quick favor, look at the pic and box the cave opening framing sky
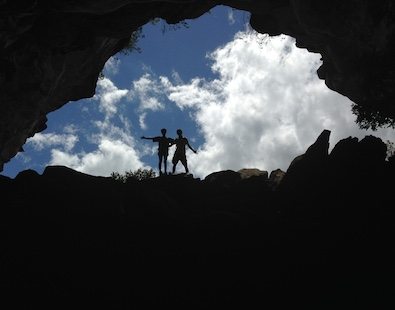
[2,5,395,179]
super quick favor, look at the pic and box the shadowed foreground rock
[1,130,394,309]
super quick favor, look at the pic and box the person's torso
[154,137,170,153]
[175,137,187,153]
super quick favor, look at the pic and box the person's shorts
[172,153,187,165]
[158,151,168,157]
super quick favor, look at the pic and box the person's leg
[181,158,189,174]
[158,155,163,175]
[172,154,179,174]
[164,155,168,174]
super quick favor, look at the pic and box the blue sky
[2,5,395,179]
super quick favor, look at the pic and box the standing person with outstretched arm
[171,129,197,174]
[141,128,173,175]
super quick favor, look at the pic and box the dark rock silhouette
[1,2,394,307]
[204,169,241,187]
[330,135,388,177]
[330,135,360,165]
[1,130,394,309]
[268,168,285,190]
[279,129,331,193]
[237,168,268,180]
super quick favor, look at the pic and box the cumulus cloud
[134,30,395,179]
[22,29,395,180]
[95,78,128,119]
[190,31,395,178]
[161,76,221,110]
[228,9,236,25]
[28,132,78,152]
[139,112,148,130]
[126,73,172,131]
[131,73,165,112]
[48,120,146,177]
[103,56,121,76]
[45,75,147,177]
[49,137,146,176]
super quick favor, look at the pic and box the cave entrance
[2,5,394,179]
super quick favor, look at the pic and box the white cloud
[162,77,221,110]
[28,132,78,152]
[131,73,165,112]
[228,9,235,25]
[63,124,78,134]
[127,73,169,130]
[22,29,395,180]
[103,56,121,76]
[95,78,128,119]
[43,79,148,177]
[139,112,148,130]
[137,30,395,179]
[49,137,146,177]
[48,117,147,177]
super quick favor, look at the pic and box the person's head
[161,128,167,135]
[176,129,183,136]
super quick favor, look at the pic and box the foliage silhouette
[118,27,144,55]
[386,140,395,160]
[111,168,156,183]
[352,102,395,130]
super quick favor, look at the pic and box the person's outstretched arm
[187,140,197,153]
[141,136,154,140]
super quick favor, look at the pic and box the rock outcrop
[279,129,331,192]
[1,130,394,308]
[237,168,268,180]
[1,0,395,170]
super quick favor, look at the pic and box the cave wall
[1,0,395,171]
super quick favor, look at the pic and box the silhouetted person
[171,129,197,174]
[141,128,173,175]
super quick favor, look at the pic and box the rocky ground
[1,130,394,308]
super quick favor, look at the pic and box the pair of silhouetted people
[141,128,197,175]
